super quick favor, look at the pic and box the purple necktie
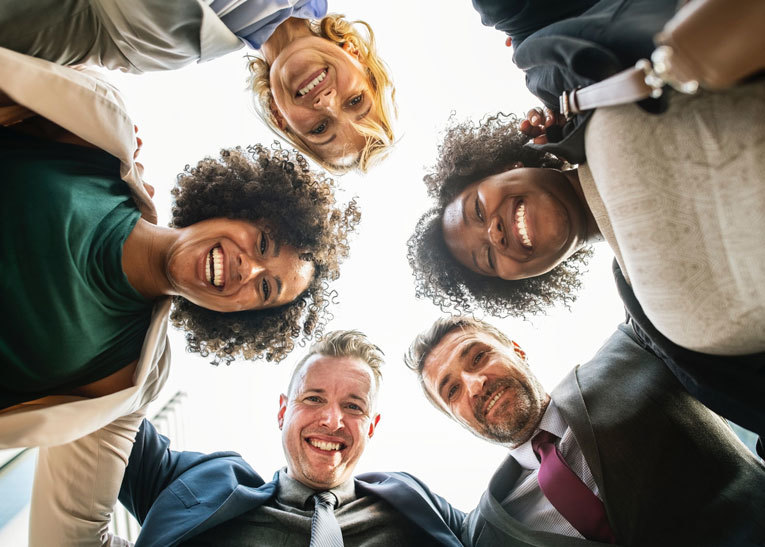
[532,430,616,543]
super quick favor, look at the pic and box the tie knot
[314,491,337,509]
[531,430,558,455]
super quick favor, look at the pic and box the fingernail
[530,115,539,125]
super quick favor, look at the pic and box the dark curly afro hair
[408,113,593,318]
[170,143,360,364]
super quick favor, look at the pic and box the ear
[511,340,527,362]
[269,98,287,131]
[277,394,288,430]
[368,413,380,438]
[342,41,360,59]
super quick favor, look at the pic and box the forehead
[422,328,506,385]
[293,354,375,399]
[442,192,482,275]
[273,251,315,303]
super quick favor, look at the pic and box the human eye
[486,248,496,272]
[446,384,459,401]
[261,278,271,301]
[259,232,268,255]
[348,93,364,107]
[473,349,486,366]
[305,395,322,403]
[309,120,328,135]
[474,195,484,223]
[346,402,364,413]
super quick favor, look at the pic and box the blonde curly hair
[247,14,396,175]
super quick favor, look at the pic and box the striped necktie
[309,491,344,547]
[532,430,616,543]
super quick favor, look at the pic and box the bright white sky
[108,0,624,513]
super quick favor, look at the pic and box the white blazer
[0,47,172,545]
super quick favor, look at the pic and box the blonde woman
[0,1,397,173]
[248,13,396,174]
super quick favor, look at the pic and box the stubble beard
[473,378,545,446]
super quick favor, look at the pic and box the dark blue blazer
[119,420,465,546]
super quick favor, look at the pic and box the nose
[314,88,337,112]
[319,403,344,431]
[238,253,265,284]
[488,215,507,250]
[462,372,487,400]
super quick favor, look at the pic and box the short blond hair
[287,330,385,398]
[247,14,397,175]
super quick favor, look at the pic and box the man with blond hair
[115,330,464,545]
[406,317,765,546]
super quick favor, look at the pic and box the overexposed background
[91,0,622,514]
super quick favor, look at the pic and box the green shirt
[0,126,152,408]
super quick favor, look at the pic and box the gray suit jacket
[463,324,765,546]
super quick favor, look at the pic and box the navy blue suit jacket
[119,420,465,546]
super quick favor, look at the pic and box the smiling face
[422,327,548,446]
[166,218,314,312]
[269,36,379,166]
[278,355,380,489]
[442,168,589,280]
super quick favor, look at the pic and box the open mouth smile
[205,244,225,289]
[296,68,328,97]
[305,436,346,453]
[513,201,532,249]
[484,387,508,418]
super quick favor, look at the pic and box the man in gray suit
[406,316,765,546]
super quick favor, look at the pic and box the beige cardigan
[0,47,172,545]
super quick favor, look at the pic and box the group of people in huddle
[0,0,763,545]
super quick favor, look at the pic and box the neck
[122,218,175,300]
[262,17,314,65]
[563,168,603,244]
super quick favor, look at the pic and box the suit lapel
[141,480,278,546]
[475,455,600,546]
[356,476,462,546]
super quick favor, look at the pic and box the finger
[532,135,548,145]
[526,108,544,126]
[543,107,558,128]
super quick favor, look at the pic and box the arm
[28,408,147,547]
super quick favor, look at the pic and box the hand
[133,124,143,160]
[519,107,565,145]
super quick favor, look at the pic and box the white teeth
[309,439,342,451]
[486,389,506,414]
[206,246,224,288]
[298,70,327,96]
[515,203,532,248]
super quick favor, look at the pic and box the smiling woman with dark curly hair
[408,114,593,318]
[170,144,360,363]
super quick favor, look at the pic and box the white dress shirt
[503,400,602,538]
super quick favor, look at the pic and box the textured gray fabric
[184,470,431,546]
[580,80,765,355]
[310,491,343,547]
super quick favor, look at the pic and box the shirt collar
[509,400,568,470]
[276,468,357,509]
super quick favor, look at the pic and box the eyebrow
[275,276,283,298]
[312,104,373,147]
